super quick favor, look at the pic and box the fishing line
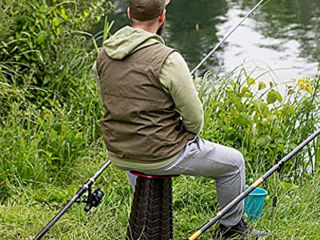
[190,0,270,76]
[295,0,302,26]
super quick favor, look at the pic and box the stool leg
[126,177,173,240]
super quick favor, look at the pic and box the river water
[102,0,320,83]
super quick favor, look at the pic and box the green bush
[0,0,113,201]
[0,0,113,109]
[197,69,320,176]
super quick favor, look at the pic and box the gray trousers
[120,137,245,227]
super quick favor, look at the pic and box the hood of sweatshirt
[103,26,165,60]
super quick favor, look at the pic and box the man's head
[127,0,170,35]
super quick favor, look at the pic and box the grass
[1,160,320,239]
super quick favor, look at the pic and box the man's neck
[131,24,158,34]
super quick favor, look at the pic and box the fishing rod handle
[34,160,111,240]
[34,187,87,240]
[187,178,264,240]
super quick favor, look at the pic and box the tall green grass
[0,0,113,201]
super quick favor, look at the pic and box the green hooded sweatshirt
[96,26,203,170]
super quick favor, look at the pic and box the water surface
[102,0,320,82]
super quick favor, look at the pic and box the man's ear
[127,7,131,20]
[159,10,165,23]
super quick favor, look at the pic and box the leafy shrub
[197,69,320,176]
[0,0,113,110]
[0,0,113,201]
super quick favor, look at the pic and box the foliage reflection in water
[102,0,320,81]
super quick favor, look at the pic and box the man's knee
[233,149,245,169]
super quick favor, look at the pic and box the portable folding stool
[126,171,179,240]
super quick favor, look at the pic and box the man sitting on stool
[95,0,268,238]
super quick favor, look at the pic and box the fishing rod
[34,160,111,240]
[186,129,320,240]
[190,0,269,76]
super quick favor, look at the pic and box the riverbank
[1,164,319,239]
[1,1,320,239]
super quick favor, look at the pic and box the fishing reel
[77,186,104,212]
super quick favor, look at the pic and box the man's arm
[159,51,204,135]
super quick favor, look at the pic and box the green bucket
[243,186,268,221]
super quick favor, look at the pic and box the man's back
[96,26,203,170]
[96,39,194,162]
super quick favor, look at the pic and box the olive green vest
[96,43,195,162]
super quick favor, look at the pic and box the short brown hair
[129,0,170,21]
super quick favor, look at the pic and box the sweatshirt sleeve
[159,51,204,135]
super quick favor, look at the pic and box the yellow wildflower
[297,77,313,93]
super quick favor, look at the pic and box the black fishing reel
[77,186,104,212]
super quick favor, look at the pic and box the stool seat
[127,171,176,240]
[130,171,179,179]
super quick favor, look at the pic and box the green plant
[0,0,113,112]
[0,0,114,201]
[197,69,320,177]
